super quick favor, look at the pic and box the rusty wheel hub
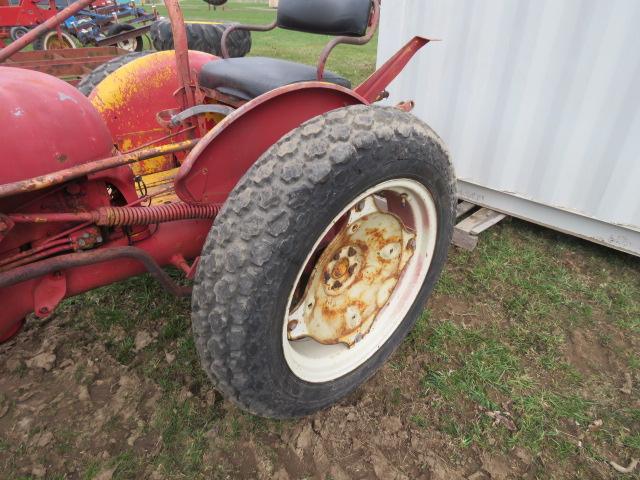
[283,179,438,383]
[287,195,416,347]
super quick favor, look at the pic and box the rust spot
[56,153,68,163]
[331,258,349,278]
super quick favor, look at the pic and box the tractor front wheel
[192,105,456,418]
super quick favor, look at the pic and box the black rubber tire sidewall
[76,51,154,96]
[150,19,251,58]
[192,105,456,418]
[9,26,28,42]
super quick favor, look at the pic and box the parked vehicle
[0,0,455,418]
[0,0,156,51]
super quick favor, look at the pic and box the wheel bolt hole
[287,320,298,332]
[347,246,356,257]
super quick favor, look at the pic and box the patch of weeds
[105,335,135,365]
[421,323,518,411]
[417,318,598,455]
[439,415,461,438]
[406,310,431,349]
[74,363,87,384]
[435,269,466,296]
[0,437,9,453]
[226,415,243,440]
[82,460,101,480]
[390,387,402,405]
[110,451,140,480]
[509,392,591,453]
[410,414,428,428]
[154,397,213,476]
[55,429,76,455]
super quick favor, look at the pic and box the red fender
[175,82,368,205]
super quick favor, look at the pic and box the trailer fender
[175,82,368,205]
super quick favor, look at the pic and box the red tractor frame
[0,0,456,417]
[0,0,57,41]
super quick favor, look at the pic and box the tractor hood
[0,67,114,185]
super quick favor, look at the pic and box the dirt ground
[1,220,638,480]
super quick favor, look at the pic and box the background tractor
[0,0,456,418]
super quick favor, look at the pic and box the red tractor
[0,0,58,43]
[0,0,456,418]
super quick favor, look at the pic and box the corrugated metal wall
[378,0,640,256]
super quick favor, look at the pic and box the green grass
[154,0,378,85]
[405,221,640,463]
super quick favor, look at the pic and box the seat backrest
[277,0,372,37]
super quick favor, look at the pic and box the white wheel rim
[117,39,136,52]
[282,178,438,383]
[44,31,75,49]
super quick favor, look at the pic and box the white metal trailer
[378,0,640,256]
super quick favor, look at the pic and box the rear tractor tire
[150,19,251,58]
[76,51,153,96]
[191,105,456,418]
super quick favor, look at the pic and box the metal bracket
[169,104,235,126]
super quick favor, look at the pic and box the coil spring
[96,203,221,226]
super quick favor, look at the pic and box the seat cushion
[198,57,351,100]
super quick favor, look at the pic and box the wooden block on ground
[452,207,507,251]
[456,201,476,218]
[452,227,479,251]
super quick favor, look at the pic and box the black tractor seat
[198,57,351,101]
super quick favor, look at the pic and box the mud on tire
[191,105,457,418]
[150,20,251,58]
